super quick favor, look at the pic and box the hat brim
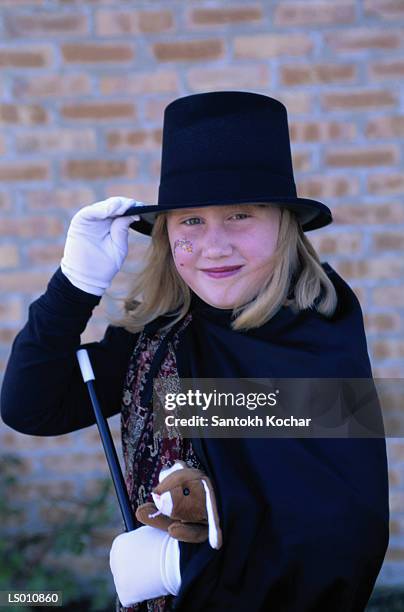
[123,197,332,235]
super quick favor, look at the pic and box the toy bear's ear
[201,478,223,550]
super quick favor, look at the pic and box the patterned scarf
[115,312,203,612]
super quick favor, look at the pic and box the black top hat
[123,91,333,235]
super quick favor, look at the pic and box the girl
[0,92,389,612]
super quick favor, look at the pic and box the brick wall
[0,0,403,590]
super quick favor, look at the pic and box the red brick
[378,389,403,413]
[12,73,90,98]
[39,504,83,525]
[290,120,356,142]
[40,451,110,474]
[61,102,136,121]
[8,481,76,503]
[96,9,173,35]
[372,340,404,359]
[308,232,363,254]
[276,92,312,114]
[390,443,404,461]
[372,232,404,250]
[390,519,401,535]
[3,13,88,36]
[0,271,53,292]
[0,103,47,125]
[145,96,181,122]
[100,70,178,95]
[323,90,396,110]
[393,518,404,538]
[0,134,6,155]
[297,175,359,199]
[0,0,43,4]
[16,129,96,153]
[187,64,269,91]
[62,157,138,180]
[333,202,404,224]
[368,172,404,195]
[83,423,120,447]
[106,128,161,151]
[0,192,12,211]
[62,43,134,63]
[385,548,404,561]
[58,0,113,4]
[274,2,355,26]
[0,216,63,237]
[105,182,158,203]
[0,325,22,344]
[85,526,121,548]
[0,46,52,67]
[366,115,404,138]
[189,6,263,26]
[337,258,404,279]
[27,243,64,265]
[281,62,356,86]
[364,312,401,333]
[364,0,404,20]
[373,285,404,307]
[234,33,312,59]
[290,150,312,172]
[0,297,23,321]
[373,364,403,377]
[25,188,95,211]
[350,285,366,306]
[325,27,402,52]
[149,157,162,178]
[0,161,49,181]
[44,550,107,576]
[81,478,119,498]
[369,59,404,80]
[0,244,19,268]
[325,145,398,167]
[1,430,73,450]
[367,172,404,194]
[153,39,223,62]
[389,468,401,486]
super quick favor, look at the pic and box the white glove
[60,196,143,296]
[109,525,181,607]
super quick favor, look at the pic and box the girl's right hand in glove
[60,196,143,296]
[109,525,181,607]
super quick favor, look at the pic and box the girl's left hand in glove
[109,525,181,607]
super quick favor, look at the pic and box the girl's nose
[201,228,233,258]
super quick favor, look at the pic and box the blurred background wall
[0,0,403,598]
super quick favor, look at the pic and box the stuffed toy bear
[136,460,223,550]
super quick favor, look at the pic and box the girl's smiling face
[166,203,281,309]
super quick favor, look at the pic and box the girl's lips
[201,265,243,279]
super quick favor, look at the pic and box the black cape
[172,263,389,612]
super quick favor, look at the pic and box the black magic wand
[76,349,135,532]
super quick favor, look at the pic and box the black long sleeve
[0,267,140,436]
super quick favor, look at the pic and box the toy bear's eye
[183,487,190,496]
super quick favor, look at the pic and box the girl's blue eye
[182,217,201,225]
[181,213,250,225]
[233,213,250,219]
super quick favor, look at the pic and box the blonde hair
[107,205,337,334]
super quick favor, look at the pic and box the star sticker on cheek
[174,238,193,255]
